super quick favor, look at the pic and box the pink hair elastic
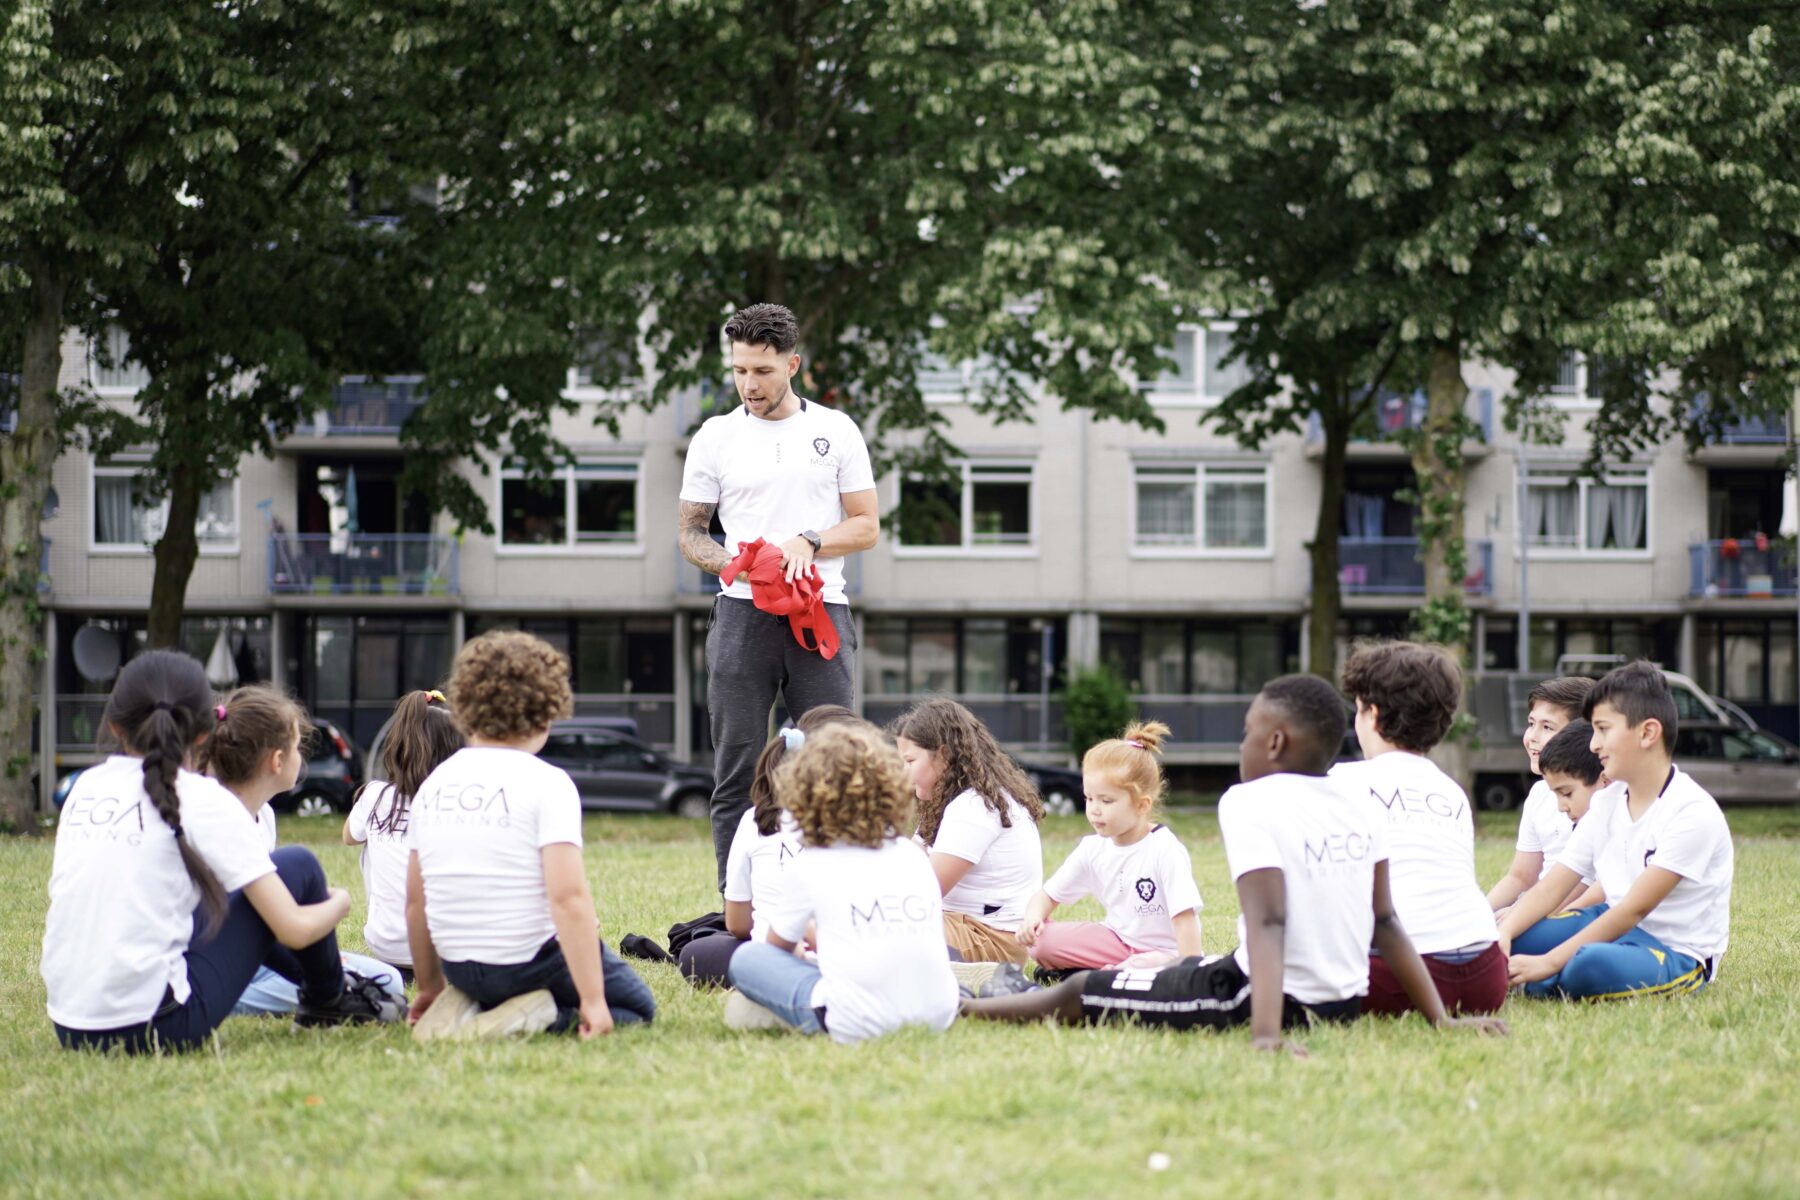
[215,704,228,721]
[1126,738,1144,749]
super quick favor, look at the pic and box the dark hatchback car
[1015,757,1082,815]
[366,714,715,817]
[274,717,363,817]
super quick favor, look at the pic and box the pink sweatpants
[1030,922,1141,969]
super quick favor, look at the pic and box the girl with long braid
[41,651,401,1052]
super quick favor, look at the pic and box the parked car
[274,717,363,817]
[1014,757,1082,816]
[1673,722,1800,805]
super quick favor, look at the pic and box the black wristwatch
[800,530,822,553]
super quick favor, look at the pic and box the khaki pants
[944,911,1027,965]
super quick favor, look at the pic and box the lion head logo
[812,437,831,458]
[1134,877,1157,903]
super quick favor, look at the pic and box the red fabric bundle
[722,538,841,659]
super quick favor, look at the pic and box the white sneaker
[723,989,790,1032]
[410,985,479,1042]
[458,989,559,1041]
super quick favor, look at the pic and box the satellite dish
[72,623,122,684]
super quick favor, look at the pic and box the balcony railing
[1307,387,1494,446]
[864,695,1065,752]
[1689,540,1797,598]
[1690,397,1791,446]
[303,376,427,436]
[1333,537,1495,595]
[1134,695,1256,745]
[268,533,459,595]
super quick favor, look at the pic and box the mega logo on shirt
[59,794,146,844]
[1367,785,1466,824]
[848,893,936,933]
[1304,832,1375,876]
[421,782,512,828]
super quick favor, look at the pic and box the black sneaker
[294,969,406,1029]
[974,963,1038,998]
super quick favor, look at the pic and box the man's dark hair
[1538,720,1603,786]
[723,303,799,355]
[1526,676,1594,723]
[1584,660,1676,753]
[1260,673,1349,773]
[1340,641,1462,753]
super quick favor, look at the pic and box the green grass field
[3,809,1798,1199]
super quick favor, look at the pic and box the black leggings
[678,931,745,989]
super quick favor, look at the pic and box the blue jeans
[727,942,826,1034]
[441,936,655,1031]
[54,847,346,1053]
[1514,904,1712,1000]
[233,953,404,1017]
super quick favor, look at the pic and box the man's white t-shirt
[1516,780,1575,877]
[1216,773,1389,1005]
[723,807,805,944]
[1331,754,1497,955]
[407,747,586,965]
[1043,826,1204,954]
[767,839,959,1045]
[1555,768,1733,962]
[928,790,1043,932]
[347,782,415,966]
[679,398,876,605]
[42,756,278,1029]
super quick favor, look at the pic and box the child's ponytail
[104,650,229,935]
[1082,719,1173,813]
[748,704,862,836]
[373,689,463,834]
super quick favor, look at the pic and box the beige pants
[944,911,1028,965]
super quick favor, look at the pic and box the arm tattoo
[677,500,733,574]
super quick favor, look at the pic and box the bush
[1061,666,1137,760]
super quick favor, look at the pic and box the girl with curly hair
[724,725,958,1042]
[892,698,1044,965]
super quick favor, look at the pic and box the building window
[499,460,640,550]
[467,615,674,695]
[1141,323,1254,406]
[862,616,1064,696]
[1524,467,1648,553]
[917,350,1006,404]
[1133,464,1269,553]
[897,462,1034,552]
[569,332,641,391]
[91,459,237,551]
[90,325,151,393]
[1100,618,1298,695]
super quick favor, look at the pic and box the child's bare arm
[725,899,754,939]
[1016,890,1058,947]
[1507,867,1681,985]
[1235,869,1299,1055]
[406,851,447,1021]
[543,843,612,1039]
[1485,850,1544,910]
[1496,863,1584,952]
[242,874,350,950]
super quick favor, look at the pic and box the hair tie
[781,727,805,752]
[215,704,228,722]
[425,690,447,704]
[1126,738,1145,749]
[153,701,174,713]
[169,823,185,840]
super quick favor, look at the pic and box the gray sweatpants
[705,595,856,889]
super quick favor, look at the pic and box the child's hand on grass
[1508,953,1558,985]
[1016,917,1045,947]
[579,996,614,1040]
[407,987,440,1026]
[1442,1015,1510,1036]
[1251,1033,1309,1059]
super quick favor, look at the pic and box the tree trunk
[1408,341,1472,663]
[1307,400,1350,679]
[146,447,205,648]
[0,264,68,831]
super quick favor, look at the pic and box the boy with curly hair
[407,631,656,1040]
[725,724,959,1043]
[1330,642,1505,1017]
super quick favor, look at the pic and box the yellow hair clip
[425,689,447,704]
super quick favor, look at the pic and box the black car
[538,720,715,817]
[1015,756,1082,816]
[274,717,363,817]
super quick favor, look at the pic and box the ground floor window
[299,614,451,749]
[1695,617,1798,739]
[1101,618,1299,695]
[861,616,1064,697]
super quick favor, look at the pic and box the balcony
[1689,540,1797,599]
[1690,399,1792,462]
[268,533,458,596]
[1332,537,1494,596]
[1134,695,1255,748]
[1306,387,1494,457]
[293,376,427,439]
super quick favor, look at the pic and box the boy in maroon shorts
[1330,643,1506,1017]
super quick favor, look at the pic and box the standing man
[678,303,880,888]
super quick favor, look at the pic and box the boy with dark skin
[964,675,1508,1054]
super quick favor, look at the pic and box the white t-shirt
[767,839,959,1045]
[256,802,278,852]
[1516,780,1574,877]
[1555,769,1733,962]
[679,398,876,605]
[723,807,805,944]
[1043,826,1203,954]
[929,790,1043,932]
[407,747,585,965]
[347,782,415,966]
[1331,755,1497,956]
[43,755,278,1029]
[1216,773,1390,1005]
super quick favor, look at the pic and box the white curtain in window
[94,476,141,543]
[1345,493,1385,539]
[1587,481,1646,549]
[1529,482,1578,545]
[195,482,235,541]
[1137,479,1195,543]
[1205,477,1266,548]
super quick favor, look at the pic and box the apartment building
[25,326,1798,806]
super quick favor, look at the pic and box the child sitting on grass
[893,698,1044,965]
[1331,642,1505,1017]
[962,675,1508,1055]
[678,704,863,988]
[725,724,959,1043]
[1487,676,1593,913]
[407,631,655,1041]
[343,689,464,983]
[1499,662,1734,999]
[1016,721,1203,971]
[204,684,404,1017]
